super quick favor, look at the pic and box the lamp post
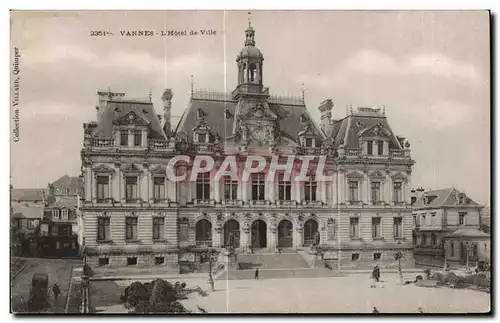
[202,249,218,292]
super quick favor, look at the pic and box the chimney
[415,187,425,202]
[161,89,174,134]
[96,89,125,121]
[318,99,333,132]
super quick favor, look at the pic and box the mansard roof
[326,115,402,150]
[11,189,45,202]
[413,188,480,209]
[175,93,324,144]
[50,175,83,196]
[93,100,166,139]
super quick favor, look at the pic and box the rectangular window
[373,252,381,260]
[27,219,35,230]
[125,176,138,202]
[350,217,359,238]
[179,218,189,242]
[351,253,360,261]
[305,179,317,202]
[52,209,60,220]
[155,257,165,265]
[393,182,402,203]
[224,177,238,200]
[153,217,165,241]
[372,217,381,239]
[196,173,211,200]
[278,175,292,201]
[450,242,454,256]
[98,258,109,266]
[367,140,373,155]
[61,209,69,221]
[97,176,109,202]
[431,213,436,226]
[459,212,466,226]
[305,138,313,147]
[348,181,359,202]
[377,140,384,155]
[251,173,265,201]
[198,133,207,143]
[97,217,110,241]
[371,182,381,202]
[60,225,72,236]
[393,217,403,238]
[120,131,128,146]
[127,257,138,266]
[125,217,138,241]
[153,177,165,201]
[134,131,142,146]
[421,214,426,226]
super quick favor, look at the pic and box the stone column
[338,170,345,204]
[295,219,304,249]
[120,174,125,204]
[112,169,120,201]
[267,179,275,203]
[269,221,277,252]
[241,180,248,203]
[149,173,154,203]
[213,226,222,248]
[141,129,147,148]
[210,179,222,203]
[127,129,133,147]
[332,172,338,205]
[114,129,120,146]
[85,167,92,202]
[91,174,97,204]
[364,173,370,204]
[405,172,412,204]
[241,226,250,250]
[384,174,390,204]
[383,141,389,156]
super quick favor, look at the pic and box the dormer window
[133,131,142,147]
[120,131,128,146]
[367,140,373,155]
[305,138,314,148]
[377,140,384,155]
[197,133,207,144]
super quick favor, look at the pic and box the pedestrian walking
[373,265,380,282]
[254,268,259,280]
[52,284,61,301]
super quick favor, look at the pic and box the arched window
[195,219,212,248]
[431,234,437,246]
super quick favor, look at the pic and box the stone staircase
[237,249,310,270]
[216,268,343,280]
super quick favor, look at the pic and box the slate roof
[93,100,166,140]
[50,175,83,196]
[11,189,45,202]
[326,115,401,149]
[175,97,325,144]
[446,228,490,239]
[46,196,78,209]
[412,188,480,209]
[11,203,44,219]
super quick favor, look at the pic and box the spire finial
[190,74,194,97]
[300,82,305,103]
[148,88,152,102]
[248,11,252,27]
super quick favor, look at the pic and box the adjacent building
[80,23,415,272]
[412,188,490,268]
[10,188,46,256]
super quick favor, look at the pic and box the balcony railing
[195,240,213,248]
[149,139,170,150]
[192,143,215,152]
[390,149,406,158]
[91,138,114,148]
[96,198,114,204]
[345,148,361,157]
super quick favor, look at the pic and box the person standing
[254,268,259,281]
[374,265,380,282]
[52,284,61,301]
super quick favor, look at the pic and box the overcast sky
[10,10,490,205]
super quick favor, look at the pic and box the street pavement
[10,258,80,313]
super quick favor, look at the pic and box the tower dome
[237,22,263,60]
[236,21,264,87]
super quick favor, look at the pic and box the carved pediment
[346,171,364,179]
[150,165,167,175]
[358,123,391,138]
[242,103,278,121]
[92,164,114,174]
[391,172,407,181]
[370,170,386,179]
[192,118,210,133]
[115,111,149,126]
[121,163,142,174]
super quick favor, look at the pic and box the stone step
[216,268,342,280]
[237,252,310,270]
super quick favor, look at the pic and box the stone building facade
[412,188,489,268]
[80,23,415,271]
